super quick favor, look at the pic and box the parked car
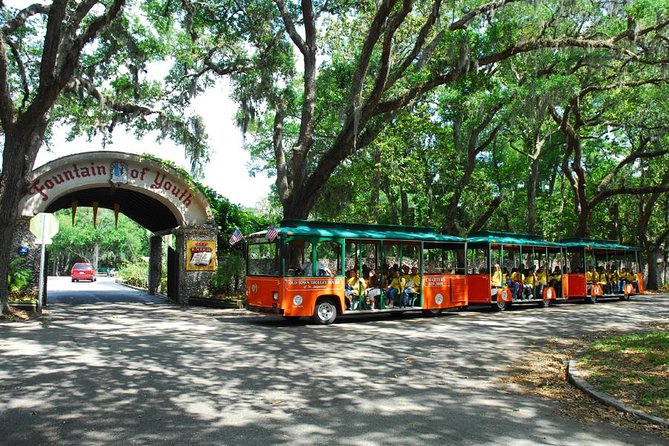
[98,266,111,276]
[71,263,96,282]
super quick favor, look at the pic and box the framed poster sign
[186,240,217,271]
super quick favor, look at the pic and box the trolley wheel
[422,308,443,317]
[539,298,551,308]
[312,298,337,325]
[492,300,511,312]
[585,295,597,304]
[282,316,301,321]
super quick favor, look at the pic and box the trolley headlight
[273,291,279,301]
[293,295,303,306]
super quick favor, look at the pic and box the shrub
[210,251,245,295]
[117,261,149,289]
[8,258,32,297]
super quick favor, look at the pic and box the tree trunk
[575,208,590,237]
[0,122,47,312]
[527,156,540,234]
[282,201,312,220]
[645,247,659,290]
[400,187,409,225]
[369,148,381,223]
[93,242,100,271]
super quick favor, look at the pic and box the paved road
[46,276,167,305]
[0,280,667,445]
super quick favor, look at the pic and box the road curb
[567,354,669,428]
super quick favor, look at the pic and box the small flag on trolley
[266,225,279,242]
[229,228,244,246]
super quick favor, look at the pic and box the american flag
[229,228,244,246]
[266,225,279,242]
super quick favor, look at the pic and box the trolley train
[244,220,643,324]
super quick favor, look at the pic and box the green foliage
[117,261,149,289]
[199,186,271,293]
[48,208,149,274]
[209,251,245,294]
[7,258,31,296]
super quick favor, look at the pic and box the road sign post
[30,213,59,313]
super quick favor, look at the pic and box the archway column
[174,225,218,305]
[148,235,163,295]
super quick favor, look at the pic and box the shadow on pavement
[0,295,666,445]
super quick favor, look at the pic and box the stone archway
[14,151,218,305]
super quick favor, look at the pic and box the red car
[71,263,97,282]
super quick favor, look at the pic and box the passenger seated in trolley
[402,266,421,307]
[345,269,365,310]
[586,266,595,294]
[502,266,511,293]
[597,266,609,294]
[549,266,562,298]
[608,265,619,293]
[617,267,628,293]
[490,264,503,294]
[585,267,594,283]
[386,270,406,308]
[300,260,332,277]
[523,268,535,300]
[509,268,523,299]
[626,268,639,293]
[365,267,383,309]
[535,266,547,299]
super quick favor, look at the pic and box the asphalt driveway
[0,278,667,445]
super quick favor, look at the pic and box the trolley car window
[424,244,465,274]
[566,249,585,273]
[286,241,313,276]
[468,248,488,274]
[316,241,341,276]
[248,242,279,276]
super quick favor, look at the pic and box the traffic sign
[30,213,59,245]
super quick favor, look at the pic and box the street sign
[29,213,59,314]
[17,245,29,257]
[30,213,59,245]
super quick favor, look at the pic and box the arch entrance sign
[14,152,218,306]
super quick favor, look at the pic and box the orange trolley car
[466,232,562,311]
[560,238,643,303]
[244,220,467,324]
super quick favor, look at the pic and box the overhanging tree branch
[449,0,520,30]
[275,0,307,55]
[590,184,669,209]
[1,3,50,35]
[469,193,504,233]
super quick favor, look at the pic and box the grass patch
[506,325,669,438]
[579,330,669,420]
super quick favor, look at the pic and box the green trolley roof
[559,238,639,251]
[267,220,464,243]
[466,231,561,248]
